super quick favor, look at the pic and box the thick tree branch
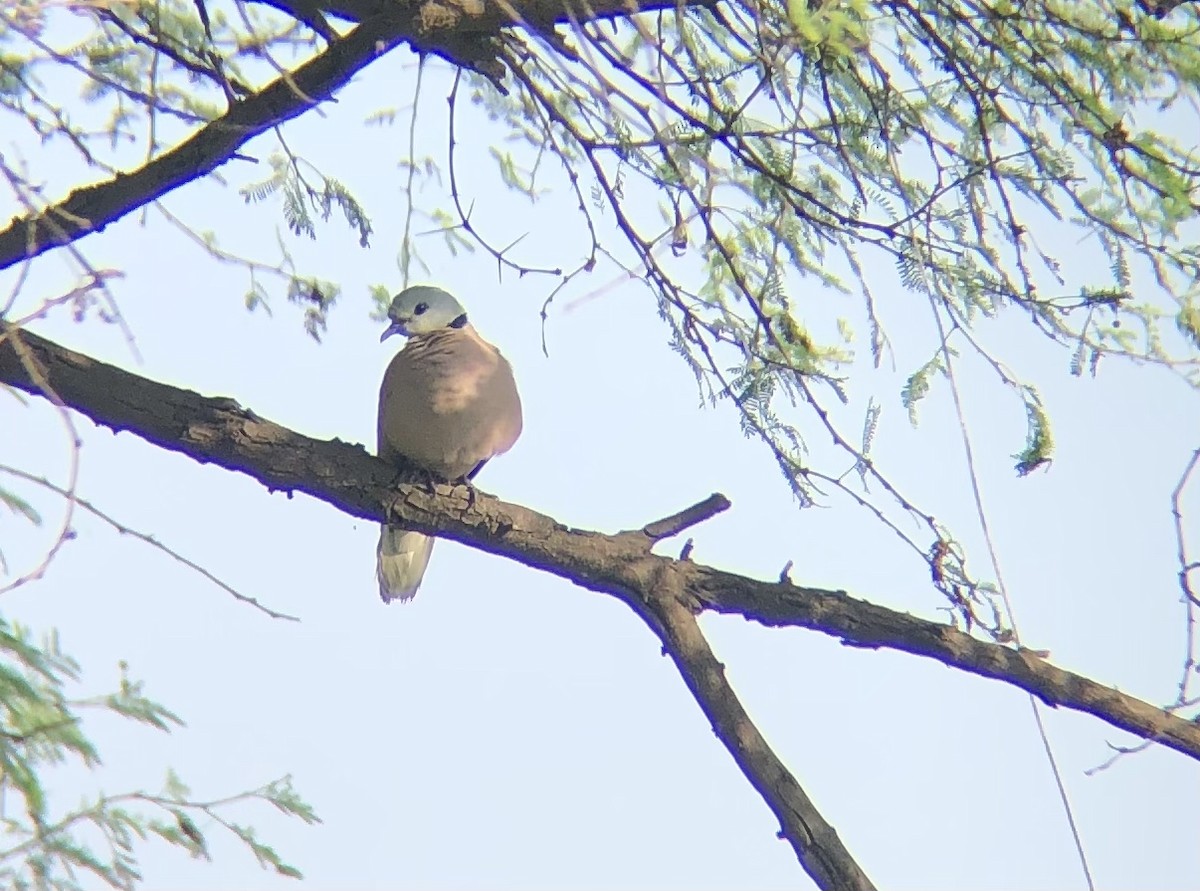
[4,325,1200,883]
[0,16,406,269]
[635,593,875,890]
[2,325,1199,767]
[0,0,701,271]
[0,323,871,888]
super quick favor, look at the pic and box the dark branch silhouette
[2,324,1198,818]
[0,0,705,271]
[0,321,875,889]
[4,1,1199,887]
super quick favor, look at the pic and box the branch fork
[5,325,1200,891]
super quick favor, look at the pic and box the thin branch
[400,55,427,287]
[2,324,1199,767]
[96,8,254,98]
[0,313,83,599]
[0,464,299,622]
[0,0,708,270]
[642,493,730,540]
[1172,446,1200,704]
[921,243,1093,886]
[637,589,875,890]
[446,69,563,278]
[0,16,391,268]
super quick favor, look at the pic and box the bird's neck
[407,323,487,351]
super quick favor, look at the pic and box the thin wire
[400,56,425,289]
[926,293,1095,891]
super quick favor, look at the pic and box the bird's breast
[378,329,522,479]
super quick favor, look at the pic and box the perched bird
[376,286,523,603]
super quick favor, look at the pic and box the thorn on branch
[642,493,731,541]
[679,538,694,561]
[779,559,793,584]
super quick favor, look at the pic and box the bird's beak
[380,320,406,343]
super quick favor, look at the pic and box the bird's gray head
[380,286,468,342]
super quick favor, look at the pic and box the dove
[376,286,523,603]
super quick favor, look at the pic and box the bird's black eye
[414,302,429,315]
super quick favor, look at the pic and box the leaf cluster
[0,616,316,890]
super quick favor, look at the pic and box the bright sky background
[2,13,1199,890]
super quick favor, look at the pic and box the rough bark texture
[0,0,702,270]
[8,322,1200,890]
[3,325,1199,766]
[4,3,1192,886]
[0,322,874,889]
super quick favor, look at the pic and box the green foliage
[2,0,1199,650]
[369,283,394,321]
[901,354,946,426]
[488,147,547,199]
[1178,299,1200,350]
[1014,389,1054,477]
[100,662,183,732]
[285,276,340,342]
[426,207,479,259]
[856,398,880,486]
[0,486,40,527]
[1,0,360,340]
[0,616,315,889]
[452,0,1200,628]
[786,0,870,59]
[241,153,373,249]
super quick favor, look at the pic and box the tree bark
[0,321,876,889]
[7,324,1200,888]
[0,0,706,271]
[2,325,1198,765]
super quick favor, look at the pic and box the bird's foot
[387,466,441,497]
[453,477,479,510]
[418,468,444,496]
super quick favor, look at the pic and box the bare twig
[3,326,1200,767]
[445,70,562,278]
[1172,448,1200,702]
[642,493,731,540]
[0,464,299,621]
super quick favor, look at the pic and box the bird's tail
[377,526,436,603]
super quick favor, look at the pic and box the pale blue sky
[2,15,1199,890]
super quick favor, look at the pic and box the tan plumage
[376,286,522,603]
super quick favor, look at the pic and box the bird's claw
[455,478,479,510]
